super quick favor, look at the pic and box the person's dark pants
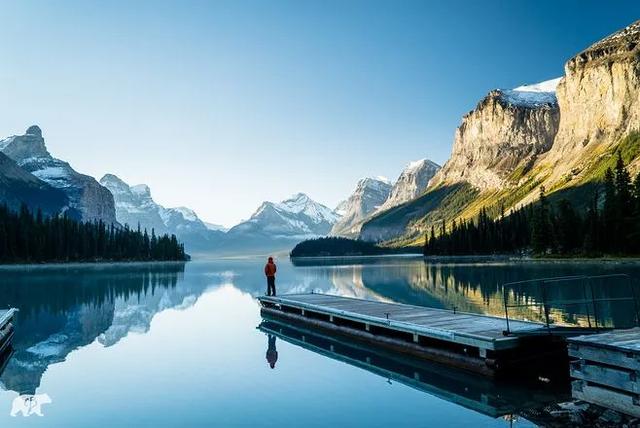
[267,276,276,296]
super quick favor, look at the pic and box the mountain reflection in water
[0,257,637,426]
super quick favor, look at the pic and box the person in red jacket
[264,256,277,296]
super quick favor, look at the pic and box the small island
[290,236,419,258]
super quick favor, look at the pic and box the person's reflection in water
[266,334,278,369]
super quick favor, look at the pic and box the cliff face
[376,159,440,213]
[0,152,69,216]
[360,80,561,243]
[330,177,392,237]
[543,20,640,181]
[429,81,560,191]
[0,126,117,223]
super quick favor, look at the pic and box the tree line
[0,203,188,263]
[424,154,640,257]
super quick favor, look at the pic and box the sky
[1,1,639,227]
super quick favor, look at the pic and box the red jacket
[264,262,277,277]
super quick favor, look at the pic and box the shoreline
[291,253,640,265]
[0,259,188,270]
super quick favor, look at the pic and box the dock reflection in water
[258,316,569,421]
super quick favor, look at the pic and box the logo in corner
[10,394,52,417]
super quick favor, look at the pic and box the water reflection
[0,257,637,426]
[266,334,278,369]
[0,263,191,394]
[294,257,640,329]
[258,318,568,420]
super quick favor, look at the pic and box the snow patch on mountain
[499,77,561,108]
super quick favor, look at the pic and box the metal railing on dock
[502,274,639,335]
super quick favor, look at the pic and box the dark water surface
[0,257,638,427]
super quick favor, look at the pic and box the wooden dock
[259,318,566,418]
[568,328,640,417]
[258,293,569,377]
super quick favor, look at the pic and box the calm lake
[0,257,638,427]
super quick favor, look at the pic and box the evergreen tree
[531,186,551,254]
[603,167,617,252]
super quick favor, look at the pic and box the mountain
[99,174,223,252]
[224,193,338,253]
[330,177,392,237]
[428,78,560,192]
[360,18,640,245]
[204,222,228,232]
[0,151,69,216]
[376,159,441,212]
[0,126,117,223]
[360,79,561,243]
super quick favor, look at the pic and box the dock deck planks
[259,293,546,351]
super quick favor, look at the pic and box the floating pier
[568,328,640,417]
[259,318,566,418]
[258,293,569,377]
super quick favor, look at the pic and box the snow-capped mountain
[100,174,168,233]
[0,151,69,216]
[100,173,223,251]
[499,77,561,107]
[376,159,440,213]
[0,126,117,223]
[227,193,339,239]
[204,222,228,232]
[330,177,392,237]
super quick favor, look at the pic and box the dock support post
[365,323,370,332]
[413,333,419,343]
[479,348,487,358]
[329,315,334,322]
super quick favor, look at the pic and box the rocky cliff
[541,20,640,185]
[100,174,168,233]
[428,79,560,191]
[360,79,560,243]
[377,159,440,212]
[0,126,117,223]
[330,177,392,237]
[0,151,69,216]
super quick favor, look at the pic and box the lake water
[0,257,638,427]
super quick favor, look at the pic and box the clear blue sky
[1,1,639,226]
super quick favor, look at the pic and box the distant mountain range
[99,174,224,252]
[0,126,440,255]
[329,159,441,238]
